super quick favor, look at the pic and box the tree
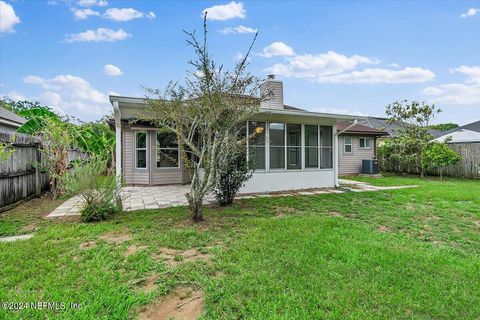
[421,142,461,180]
[141,16,262,222]
[213,137,253,206]
[428,123,459,132]
[38,118,73,199]
[385,100,441,177]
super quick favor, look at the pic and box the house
[337,122,388,175]
[433,120,480,144]
[358,117,443,139]
[0,106,26,132]
[430,120,480,179]
[110,76,363,193]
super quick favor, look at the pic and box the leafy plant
[421,142,461,179]
[428,123,459,132]
[0,141,14,163]
[65,157,122,222]
[213,139,253,206]
[384,100,441,177]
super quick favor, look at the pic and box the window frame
[344,136,353,154]
[247,121,266,171]
[156,130,180,169]
[304,124,319,169]
[319,125,333,169]
[359,137,372,149]
[286,123,302,170]
[135,131,148,170]
[269,122,286,170]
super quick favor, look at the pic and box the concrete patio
[46,180,417,218]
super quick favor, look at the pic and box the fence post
[35,148,41,196]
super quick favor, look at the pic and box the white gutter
[333,119,358,187]
[112,100,122,188]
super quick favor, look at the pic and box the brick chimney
[260,75,284,109]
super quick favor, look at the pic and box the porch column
[113,100,122,187]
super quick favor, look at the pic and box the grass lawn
[0,176,479,319]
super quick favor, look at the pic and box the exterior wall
[0,123,19,133]
[338,135,376,175]
[241,170,335,193]
[122,127,183,185]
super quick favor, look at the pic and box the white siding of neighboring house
[123,130,150,185]
[149,131,184,185]
[338,135,375,175]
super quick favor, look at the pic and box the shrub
[213,147,253,206]
[421,142,461,180]
[66,157,122,222]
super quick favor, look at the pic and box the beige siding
[149,131,183,185]
[123,129,149,185]
[338,135,375,175]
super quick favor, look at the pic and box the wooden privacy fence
[0,130,89,212]
[380,142,480,179]
[0,130,48,212]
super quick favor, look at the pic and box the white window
[344,136,353,154]
[248,121,266,170]
[359,137,372,149]
[269,122,285,169]
[156,130,179,168]
[135,131,147,169]
[287,124,301,169]
[320,126,333,168]
[304,125,318,168]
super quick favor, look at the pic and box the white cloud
[77,0,108,7]
[423,65,480,105]
[203,1,245,20]
[72,8,99,20]
[0,1,21,33]
[103,8,156,21]
[65,28,131,42]
[23,74,110,119]
[266,50,379,77]
[315,67,435,84]
[221,25,257,34]
[450,65,480,84]
[461,8,478,18]
[103,64,123,76]
[258,42,295,58]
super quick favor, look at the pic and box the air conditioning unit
[362,159,379,174]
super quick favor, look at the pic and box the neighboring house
[433,120,480,143]
[109,76,361,193]
[0,106,26,132]
[358,117,443,139]
[432,120,480,179]
[337,122,388,175]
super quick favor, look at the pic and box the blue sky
[1,0,479,124]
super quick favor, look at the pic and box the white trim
[359,137,372,149]
[135,131,148,170]
[113,100,122,187]
[344,136,353,154]
[155,131,180,169]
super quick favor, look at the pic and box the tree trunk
[439,167,443,180]
[186,192,204,222]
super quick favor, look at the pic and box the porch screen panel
[135,131,147,169]
[157,131,179,168]
[287,124,301,169]
[248,121,266,170]
[305,125,318,168]
[320,126,333,169]
[269,122,285,169]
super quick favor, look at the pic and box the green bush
[65,157,122,222]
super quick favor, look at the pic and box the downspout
[112,100,122,188]
[334,119,358,187]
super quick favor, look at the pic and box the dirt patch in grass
[100,230,131,244]
[274,206,299,218]
[79,241,97,250]
[328,211,343,217]
[138,286,204,320]
[124,244,148,257]
[378,225,391,233]
[154,247,211,267]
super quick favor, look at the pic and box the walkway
[46,180,417,218]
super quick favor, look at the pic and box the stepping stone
[0,234,34,242]
[298,191,315,195]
